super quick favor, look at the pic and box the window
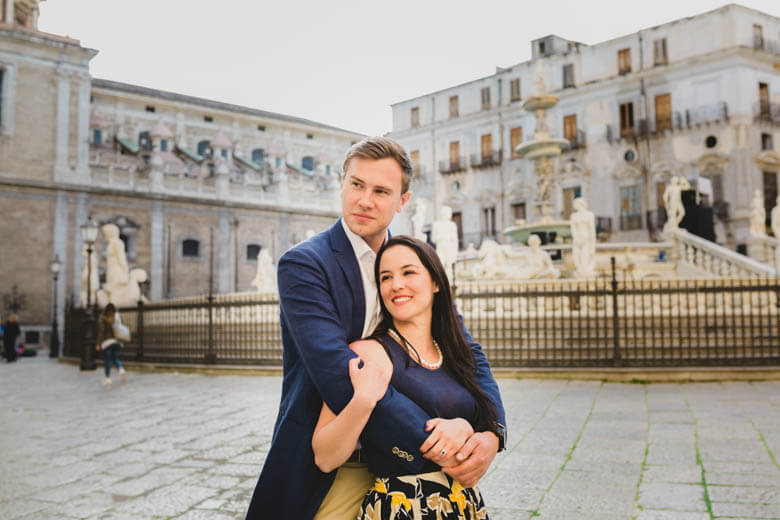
[138,131,152,151]
[562,186,581,219]
[306,133,314,139]
[448,95,459,118]
[449,141,461,170]
[275,157,281,168]
[93,128,102,146]
[483,207,496,238]
[411,107,420,128]
[510,127,523,159]
[510,78,521,102]
[481,134,492,162]
[257,125,266,132]
[301,156,314,171]
[764,171,777,226]
[511,202,526,222]
[481,87,491,111]
[563,114,577,143]
[753,24,764,49]
[653,38,668,66]
[410,150,420,178]
[654,94,671,131]
[197,140,211,157]
[145,105,156,113]
[562,64,574,88]
[0,69,3,126]
[619,102,634,137]
[220,149,228,158]
[618,48,631,75]
[619,185,642,230]
[452,211,464,249]
[538,41,546,55]
[762,133,774,151]
[759,83,770,116]
[246,244,261,261]
[182,239,200,258]
[204,115,213,123]
[160,139,168,152]
[252,148,264,162]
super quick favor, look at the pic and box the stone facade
[389,4,780,250]
[0,0,362,341]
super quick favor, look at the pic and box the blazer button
[406,454,414,462]
[392,447,399,455]
[399,450,407,458]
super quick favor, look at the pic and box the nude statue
[519,234,560,280]
[97,223,148,307]
[251,249,277,294]
[410,198,428,242]
[750,189,766,237]
[663,177,685,232]
[431,205,459,282]
[570,197,597,278]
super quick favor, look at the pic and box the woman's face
[378,245,439,324]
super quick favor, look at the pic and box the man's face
[341,157,410,248]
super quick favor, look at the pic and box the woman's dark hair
[372,235,498,434]
[102,303,116,317]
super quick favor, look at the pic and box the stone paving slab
[2,357,780,519]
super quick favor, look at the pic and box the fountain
[504,60,571,245]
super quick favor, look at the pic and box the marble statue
[771,196,780,239]
[411,198,428,242]
[431,205,459,282]
[251,249,277,294]
[519,234,559,279]
[570,197,597,278]
[464,239,517,279]
[533,59,547,97]
[750,189,766,237]
[663,177,685,232]
[97,223,148,308]
[80,244,99,306]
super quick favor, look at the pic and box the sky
[39,0,780,137]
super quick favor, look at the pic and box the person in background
[3,315,20,363]
[95,303,126,385]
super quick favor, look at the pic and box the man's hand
[420,418,473,467]
[441,431,499,488]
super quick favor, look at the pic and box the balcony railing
[439,157,467,174]
[608,103,729,143]
[619,214,643,231]
[755,102,780,124]
[566,129,586,150]
[469,150,502,169]
[753,36,780,57]
[596,216,613,234]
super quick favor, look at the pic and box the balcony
[439,157,467,174]
[607,102,729,143]
[566,130,586,150]
[753,36,780,57]
[469,150,502,169]
[755,102,780,125]
[619,214,643,231]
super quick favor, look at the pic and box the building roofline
[91,78,364,137]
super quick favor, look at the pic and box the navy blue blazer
[246,220,505,520]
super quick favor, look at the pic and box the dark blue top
[377,332,476,424]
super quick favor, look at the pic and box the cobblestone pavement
[2,357,780,519]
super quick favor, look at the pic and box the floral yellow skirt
[359,471,488,520]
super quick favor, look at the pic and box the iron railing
[439,157,467,174]
[755,102,780,124]
[469,150,502,169]
[64,263,780,368]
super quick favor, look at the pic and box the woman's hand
[348,356,389,407]
[420,417,474,467]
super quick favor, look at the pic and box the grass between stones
[631,384,651,520]
[684,395,715,520]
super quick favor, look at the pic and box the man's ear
[398,191,412,213]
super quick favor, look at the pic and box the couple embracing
[247,137,506,520]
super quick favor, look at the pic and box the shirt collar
[341,218,385,260]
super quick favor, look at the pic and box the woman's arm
[312,340,392,473]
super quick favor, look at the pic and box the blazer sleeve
[278,247,435,474]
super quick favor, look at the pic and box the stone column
[53,191,69,340]
[54,67,72,182]
[76,73,91,180]
[218,208,231,293]
[3,0,14,24]
[0,62,16,135]
[150,201,164,300]
[71,193,89,305]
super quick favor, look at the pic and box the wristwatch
[495,423,507,452]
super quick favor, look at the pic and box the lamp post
[49,254,61,358]
[80,217,99,371]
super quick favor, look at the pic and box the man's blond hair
[342,137,412,193]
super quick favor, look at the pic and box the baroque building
[389,3,780,251]
[0,0,362,342]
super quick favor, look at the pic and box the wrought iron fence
[63,264,780,368]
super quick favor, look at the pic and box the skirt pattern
[358,471,488,520]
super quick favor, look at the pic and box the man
[247,137,506,519]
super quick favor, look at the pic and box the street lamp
[79,217,99,371]
[49,254,62,358]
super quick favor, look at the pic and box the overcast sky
[39,0,779,136]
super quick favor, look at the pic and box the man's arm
[278,248,435,474]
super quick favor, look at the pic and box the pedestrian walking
[3,315,20,363]
[95,303,126,385]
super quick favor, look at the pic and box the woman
[96,303,126,385]
[312,236,500,519]
[3,315,20,362]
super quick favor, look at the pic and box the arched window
[301,156,314,171]
[138,131,152,151]
[252,148,265,163]
[246,244,262,261]
[182,239,200,258]
[197,140,211,157]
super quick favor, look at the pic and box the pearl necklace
[387,328,443,370]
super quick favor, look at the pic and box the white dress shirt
[341,218,385,338]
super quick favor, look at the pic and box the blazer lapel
[329,219,366,341]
